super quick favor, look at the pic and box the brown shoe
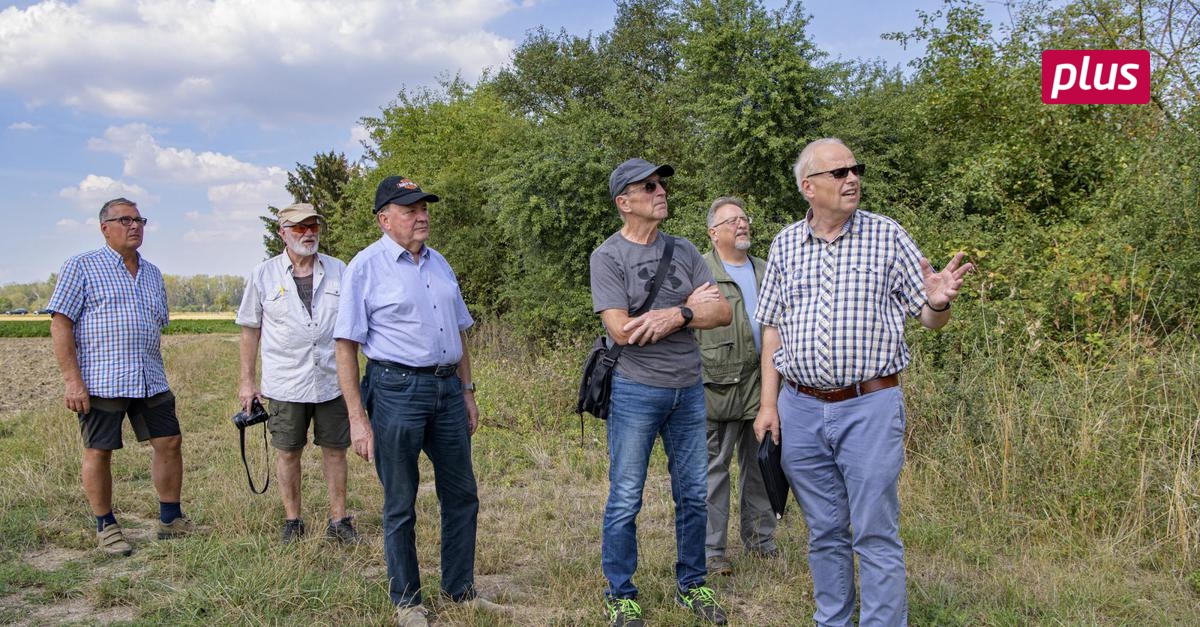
[157,515,196,540]
[97,522,133,556]
[707,555,733,576]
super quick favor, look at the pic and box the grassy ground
[0,331,1198,625]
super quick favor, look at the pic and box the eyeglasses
[624,178,667,195]
[806,163,866,179]
[284,222,321,234]
[712,215,752,228]
[103,216,149,227]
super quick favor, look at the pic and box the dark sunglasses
[625,178,667,195]
[806,163,866,179]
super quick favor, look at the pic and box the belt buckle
[433,364,457,377]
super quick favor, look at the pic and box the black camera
[232,398,269,429]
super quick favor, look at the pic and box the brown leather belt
[786,374,900,403]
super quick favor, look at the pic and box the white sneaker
[395,603,429,627]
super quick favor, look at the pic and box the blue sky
[0,1,1020,285]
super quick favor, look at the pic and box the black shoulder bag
[576,235,676,427]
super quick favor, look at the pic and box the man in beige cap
[237,203,356,545]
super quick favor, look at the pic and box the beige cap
[276,203,323,225]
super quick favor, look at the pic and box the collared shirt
[46,245,170,398]
[334,235,473,366]
[236,252,346,403]
[755,209,927,389]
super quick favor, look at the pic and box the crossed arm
[600,282,731,346]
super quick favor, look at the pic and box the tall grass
[0,326,1198,624]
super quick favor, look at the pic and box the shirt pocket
[848,264,887,302]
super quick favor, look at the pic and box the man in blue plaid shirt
[48,197,195,557]
[754,139,972,626]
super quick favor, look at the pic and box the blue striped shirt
[46,246,170,398]
[334,236,473,366]
[755,209,927,388]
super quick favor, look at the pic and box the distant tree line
[266,0,1198,351]
[0,275,244,312]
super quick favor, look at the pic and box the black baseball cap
[374,176,441,213]
[608,158,674,200]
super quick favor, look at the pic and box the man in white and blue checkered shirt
[48,197,194,558]
[753,139,972,627]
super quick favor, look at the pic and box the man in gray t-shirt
[589,158,732,626]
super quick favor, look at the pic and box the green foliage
[262,151,357,259]
[357,78,528,318]
[267,0,1199,349]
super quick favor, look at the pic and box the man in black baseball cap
[373,175,441,213]
[590,158,732,626]
[337,175,505,626]
[608,158,675,201]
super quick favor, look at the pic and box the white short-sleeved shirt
[237,252,346,403]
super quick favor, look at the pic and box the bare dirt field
[0,335,222,419]
[0,338,60,418]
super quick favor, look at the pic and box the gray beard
[286,238,319,257]
[734,239,752,251]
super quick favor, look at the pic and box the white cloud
[0,0,523,123]
[8,121,39,130]
[79,122,290,246]
[205,175,292,222]
[346,123,372,155]
[58,175,152,210]
[89,123,279,184]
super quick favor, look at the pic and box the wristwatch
[463,382,477,392]
[679,306,694,328]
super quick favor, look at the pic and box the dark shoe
[707,555,733,576]
[281,518,306,545]
[97,522,133,556]
[156,515,196,540]
[604,597,644,627]
[324,516,361,544]
[677,585,727,624]
[750,547,781,559]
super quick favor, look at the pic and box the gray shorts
[266,396,350,451]
[80,390,181,450]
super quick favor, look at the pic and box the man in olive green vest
[696,196,778,577]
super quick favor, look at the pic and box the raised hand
[921,251,974,310]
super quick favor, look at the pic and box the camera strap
[239,423,270,495]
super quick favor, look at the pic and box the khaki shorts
[80,390,180,450]
[266,396,350,451]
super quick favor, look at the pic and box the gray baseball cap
[608,158,674,200]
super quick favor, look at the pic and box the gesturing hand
[921,251,974,310]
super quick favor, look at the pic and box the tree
[676,0,830,234]
[261,151,356,258]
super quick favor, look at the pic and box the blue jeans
[362,360,479,607]
[779,384,908,627]
[603,373,708,599]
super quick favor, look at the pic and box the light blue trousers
[779,384,907,627]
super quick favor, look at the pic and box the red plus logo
[1041,50,1151,105]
